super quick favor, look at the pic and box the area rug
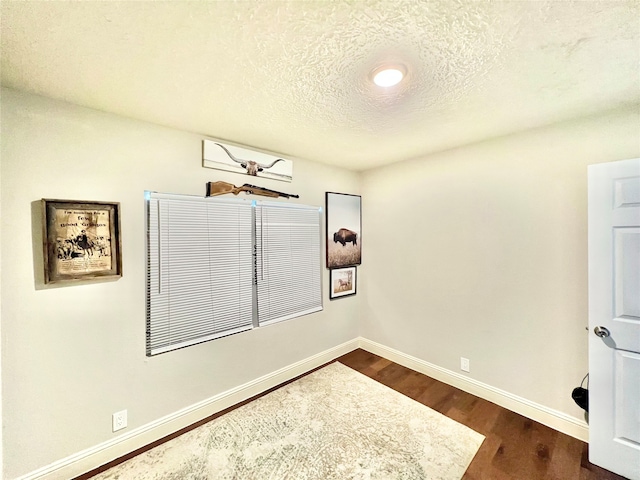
[92,362,484,479]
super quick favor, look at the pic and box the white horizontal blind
[147,193,253,355]
[255,201,323,326]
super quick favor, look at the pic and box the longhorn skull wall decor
[203,139,293,182]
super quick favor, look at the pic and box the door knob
[594,326,610,338]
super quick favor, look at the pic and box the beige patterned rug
[92,362,484,479]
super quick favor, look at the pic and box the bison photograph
[333,228,357,246]
[326,192,361,268]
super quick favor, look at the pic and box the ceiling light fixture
[372,66,405,87]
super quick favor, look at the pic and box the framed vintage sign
[330,266,356,300]
[42,199,122,284]
[326,192,362,268]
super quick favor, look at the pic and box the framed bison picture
[330,266,356,299]
[325,192,361,268]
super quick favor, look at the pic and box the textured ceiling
[2,1,639,170]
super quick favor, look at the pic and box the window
[146,192,322,356]
[256,202,323,326]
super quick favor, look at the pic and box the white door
[588,157,640,480]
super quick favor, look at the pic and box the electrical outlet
[460,357,470,373]
[112,410,127,432]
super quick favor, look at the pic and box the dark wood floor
[80,348,627,480]
[337,349,627,480]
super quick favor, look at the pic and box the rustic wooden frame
[42,199,122,284]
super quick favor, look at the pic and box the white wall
[0,88,360,479]
[360,105,640,420]
[3,86,639,478]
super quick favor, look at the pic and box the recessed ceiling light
[372,66,405,87]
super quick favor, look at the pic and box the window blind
[147,193,254,355]
[255,201,323,326]
[146,193,323,356]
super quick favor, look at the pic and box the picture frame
[42,199,122,284]
[330,266,357,299]
[325,192,361,268]
[203,139,293,182]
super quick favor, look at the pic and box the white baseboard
[357,337,589,442]
[19,336,588,479]
[17,339,359,480]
